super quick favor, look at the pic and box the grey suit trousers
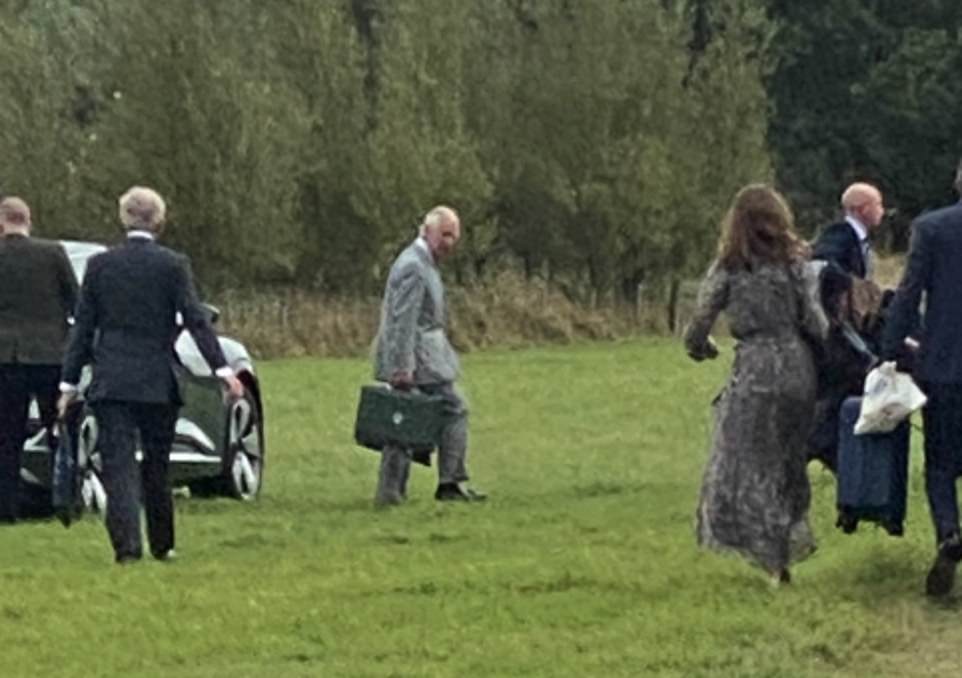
[375,382,469,504]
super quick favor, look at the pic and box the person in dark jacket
[58,186,243,563]
[0,197,78,522]
[812,182,885,281]
[807,183,887,472]
[882,161,962,597]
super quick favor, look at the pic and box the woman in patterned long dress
[684,184,828,585]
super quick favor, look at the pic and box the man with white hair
[59,186,243,563]
[371,205,486,505]
[0,197,78,522]
[813,182,886,280]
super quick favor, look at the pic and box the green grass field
[1,339,959,677]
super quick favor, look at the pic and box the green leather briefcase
[354,384,446,451]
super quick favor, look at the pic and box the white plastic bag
[854,361,927,435]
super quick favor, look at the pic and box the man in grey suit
[373,205,485,505]
[0,197,79,522]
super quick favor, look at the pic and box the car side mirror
[202,303,220,325]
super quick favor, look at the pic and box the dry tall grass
[873,253,905,288]
[216,257,908,359]
[217,271,663,359]
[217,288,381,359]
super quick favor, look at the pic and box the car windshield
[61,240,108,282]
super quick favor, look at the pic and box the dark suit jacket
[882,202,962,384]
[812,221,867,279]
[61,236,228,404]
[0,234,78,365]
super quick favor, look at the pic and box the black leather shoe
[115,553,142,566]
[836,510,858,534]
[434,483,487,502]
[152,549,177,562]
[926,553,957,597]
[926,535,962,597]
[883,521,904,537]
[941,534,962,561]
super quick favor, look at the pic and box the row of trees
[0,0,770,313]
[1,0,959,309]
[762,0,962,247]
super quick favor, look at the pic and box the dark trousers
[920,382,962,544]
[93,400,178,560]
[0,364,60,520]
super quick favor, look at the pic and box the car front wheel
[76,410,108,515]
[224,391,264,500]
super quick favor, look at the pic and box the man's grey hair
[418,205,458,236]
[119,186,166,231]
[955,158,962,196]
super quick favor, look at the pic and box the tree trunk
[666,278,681,333]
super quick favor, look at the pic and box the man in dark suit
[0,197,79,522]
[59,186,243,563]
[812,182,886,280]
[882,161,962,597]
[807,183,887,473]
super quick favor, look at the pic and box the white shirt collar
[845,215,868,242]
[127,229,155,241]
[414,236,434,264]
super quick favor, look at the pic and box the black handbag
[51,417,80,528]
[354,384,446,454]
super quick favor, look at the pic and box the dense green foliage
[763,0,962,244]
[0,0,770,304]
[0,340,955,677]
[1,1,959,307]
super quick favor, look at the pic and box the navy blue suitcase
[835,395,910,536]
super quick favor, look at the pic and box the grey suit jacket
[373,240,460,385]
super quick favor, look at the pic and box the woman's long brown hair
[717,184,808,271]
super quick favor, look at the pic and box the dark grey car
[20,241,265,511]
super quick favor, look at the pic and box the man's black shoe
[883,520,904,537]
[434,483,487,502]
[926,552,957,597]
[941,534,962,561]
[115,553,142,566]
[836,510,858,534]
[926,535,962,597]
